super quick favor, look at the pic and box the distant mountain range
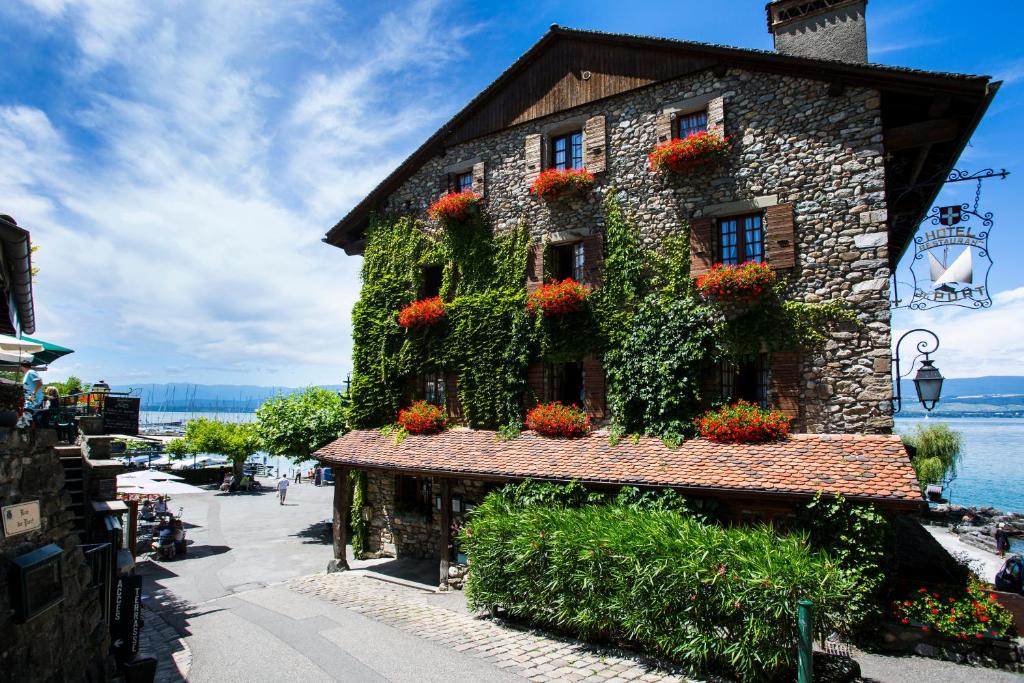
[898,376,1024,417]
[113,382,345,413]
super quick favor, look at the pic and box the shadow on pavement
[360,557,439,588]
[290,519,332,545]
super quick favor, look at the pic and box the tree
[902,423,963,488]
[163,437,194,460]
[184,417,260,478]
[256,387,347,464]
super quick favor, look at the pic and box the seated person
[154,496,168,516]
[140,499,155,521]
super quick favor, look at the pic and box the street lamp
[892,329,944,413]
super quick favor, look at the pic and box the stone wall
[364,469,488,560]
[0,428,110,682]
[382,66,893,434]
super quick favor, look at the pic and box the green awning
[21,335,74,365]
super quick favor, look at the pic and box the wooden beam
[332,466,350,569]
[885,118,959,152]
[439,477,451,591]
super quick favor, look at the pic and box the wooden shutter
[707,96,726,135]
[582,233,603,288]
[526,363,546,408]
[438,172,451,198]
[526,243,545,292]
[769,351,801,425]
[655,112,673,143]
[582,355,607,420]
[582,115,607,173]
[445,373,463,422]
[689,217,714,277]
[764,203,797,270]
[524,133,542,185]
[471,161,486,197]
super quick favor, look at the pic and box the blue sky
[0,0,1021,386]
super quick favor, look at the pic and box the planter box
[879,621,1023,670]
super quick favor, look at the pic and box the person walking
[294,468,301,485]
[277,475,290,505]
[314,466,322,487]
[995,523,1011,558]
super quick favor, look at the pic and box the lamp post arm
[892,329,940,414]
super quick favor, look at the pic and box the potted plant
[397,400,448,435]
[529,168,595,201]
[525,401,591,438]
[0,383,24,428]
[428,190,481,223]
[893,581,1015,642]
[694,400,790,443]
[398,297,446,329]
[648,131,731,174]
[695,262,776,303]
[527,278,590,318]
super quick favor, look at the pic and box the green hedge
[462,494,859,682]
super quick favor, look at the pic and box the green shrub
[901,423,963,486]
[462,492,860,682]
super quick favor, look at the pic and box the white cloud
[0,0,476,385]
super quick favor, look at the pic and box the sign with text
[112,574,142,661]
[103,396,140,436]
[2,500,41,538]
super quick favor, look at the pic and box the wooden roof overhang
[324,26,997,269]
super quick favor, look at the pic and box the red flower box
[695,262,776,303]
[398,297,445,329]
[428,190,481,222]
[694,400,790,443]
[398,400,448,435]
[893,580,1014,640]
[648,131,731,174]
[526,278,590,318]
[525,402,590,438]
[529,168,595,200]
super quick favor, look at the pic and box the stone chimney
[766,0,868,64]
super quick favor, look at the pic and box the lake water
[895,417,1024,513]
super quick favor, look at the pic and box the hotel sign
[904,203,994,310]
[2,500,41,538]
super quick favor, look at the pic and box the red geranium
[398,297,445,329]
[648,131,731,174]
[397,400,448,435]
[892,580,1014,639]
[428,190,481,222]
[527,278,589,318]
[529,168,595,200]
[695,262,776,303]
[525,402,590,438]
[694,400,790,443]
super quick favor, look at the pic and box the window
[424,372,446,407]
[720,353,768,408]
[551,131,583,170]
[395,475,433,518]
[454,171,473,193]
[546,362,584,407]
[550,242,584,282]
[718,213,764,265]
[676,110,708,139]
[422,265,443,298]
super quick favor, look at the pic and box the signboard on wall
[103,396,140,435]
[111,574,142,661]
[2,500,41,538]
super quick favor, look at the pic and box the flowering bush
[527,278,590,318]
[694,400,791,443]
[428,190,481,222]
[529,168,595,200]
[397,400,448,435]
[696,262,777,303]
[525,402,590,438]
[398,297,445,329]
[648,131,731,174]
[893,580,1015,640]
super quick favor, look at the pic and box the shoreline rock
[924,504,1024,556]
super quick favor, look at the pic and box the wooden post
[439,477,451,590]
[127,499,138,558]
[332,466,351,570]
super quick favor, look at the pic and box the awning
[20,335,73,365]
[316,429,924,510]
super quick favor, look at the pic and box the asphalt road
[139,480,518,682]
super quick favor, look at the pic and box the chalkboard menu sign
[103,396,140,435]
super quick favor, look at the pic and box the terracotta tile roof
[316,429,923,508]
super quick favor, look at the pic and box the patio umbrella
[0,335,43,353]
[118,470,185,482]
[20,336,73,365]
[116,479,204,496]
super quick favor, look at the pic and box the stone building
[317,1,998,587]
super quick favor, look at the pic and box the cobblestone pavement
[139,603,192,683]
[289,572,702,683]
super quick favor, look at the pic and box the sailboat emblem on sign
[927,248,972,292]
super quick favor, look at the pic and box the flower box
[696,262,776,303]
[428,190,481,223]
[529,168,595,201]
[527,279,590,318]
[398,297,445,329]
[694,400,790,443]
[398,401,448,435]
[525,402,590,438]
[893,580,1015,641]
[648,131,731,174]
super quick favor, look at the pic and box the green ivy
[349,470,368,558]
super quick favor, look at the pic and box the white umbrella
[0,335,43,353]
[116,479,204,495]
[119,470,185,482]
